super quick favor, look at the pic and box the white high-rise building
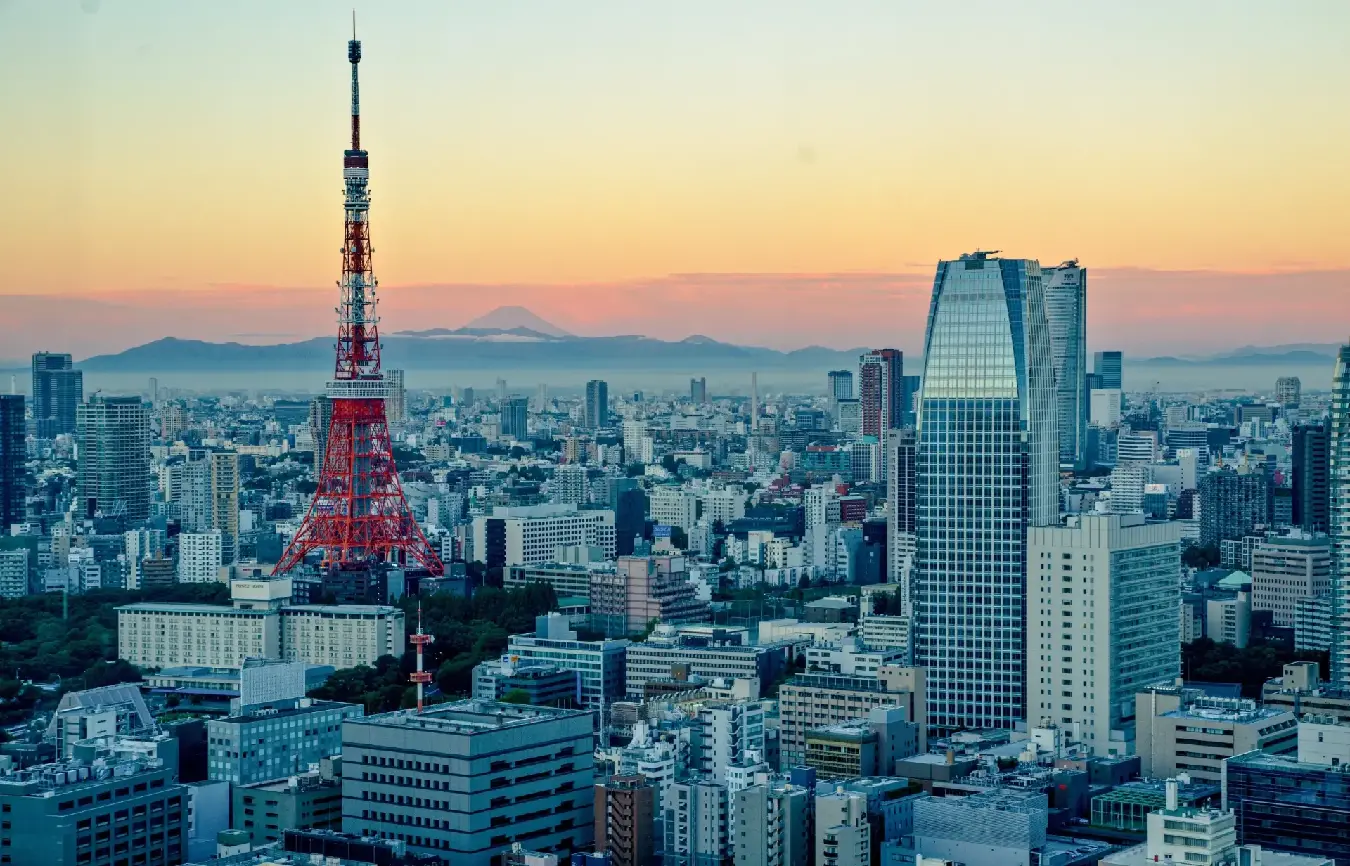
[470,504,616,566]
[1027,514,1182,755]
[178,531,223,584]
[1333,344,1350,686]
[551,464,588,506]
[650,487,698,531]
[815,789,869,866]
[1108,463,1151,513]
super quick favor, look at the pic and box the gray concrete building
[341,700,596,865]
[0,739,186,866]
[207,698,361,785]
[230,759,343,847]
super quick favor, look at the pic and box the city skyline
[4,2,1350,358]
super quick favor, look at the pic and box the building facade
[913,253,1057,733]
[1250,532,1332,628]
[31,351,83,439]
[858,349,903,437]
[471,504,617,568]
[207,699,360,785]
[77,395,152,522]
[1042,260,1087,469]
[1027,515,1182,756]
[585,380,608,430]
[0,395,24,531]
[1332,344,1350,687]
[340,700,597,865]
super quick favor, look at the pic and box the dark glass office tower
[913,253,1058,733]
[1043,261,1087,469]
[31,351,83,438]
[1292,422,1331,534]
[1092,350,1123,390]
[0,395,25,529]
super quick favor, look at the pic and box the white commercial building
[1090,389,1123,428]
[859,614,912,661]
[815,789,869,866]
[1028,514,1182,756]
[700,489,746,525]
[178,531,223,584]
[650,487,699,531]
[1250,531,1332,628]
[551,464,588,506]
[470,504,616,566]
[117,578,405,670]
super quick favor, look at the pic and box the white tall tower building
[1027,514,1181,755]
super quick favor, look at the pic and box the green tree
[500,689,532,705]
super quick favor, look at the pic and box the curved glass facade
[914,253,1058,733]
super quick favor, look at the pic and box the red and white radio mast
[409,603,434,712]
[274,27,442,577]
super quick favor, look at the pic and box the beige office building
[1249,531,1331,628]
[1135,684,1297,783]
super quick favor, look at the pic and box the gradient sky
[2,0,1348,359]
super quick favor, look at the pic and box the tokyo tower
[274,30,442,576]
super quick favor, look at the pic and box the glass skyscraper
[1042,261,1087,470]
[913,252,1058,733]
[1330,344,1350,686]
[1092,350,1123,390]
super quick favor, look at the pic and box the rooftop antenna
[410,603,433,712]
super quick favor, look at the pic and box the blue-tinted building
[913,253,1058,733]
[1093,350,1123,390]
[1225,749,1350,863]
[1332,344,1350,687]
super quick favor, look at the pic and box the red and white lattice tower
[409,603,434,712]
[273,31,442,577]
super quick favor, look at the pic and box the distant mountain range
[1,307,1340,376]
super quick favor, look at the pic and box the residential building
[206,698,359,785]
[0,737,186,866]
[885,427,916,599]
[384,368,406,422]
[589,554,708,638]
[309,396,333,473]
[31,351,83,438]
[1199,469,1271,547]
[1332,344,1350,687]
[734,781,810,866]
[777,666,926,769]
[1042,260,1087,469]
[506,613,629,712]
[593,775,655,866]
[1250,531,1332,628]
[914,253,1057,733]
[230,759,343,847]
[1296,597,1334,652]
[1027,515,1182,756]
[1135,685,1297,783]
[77,395,152,522]
[804,707,919,778]
[585,380,608,429]
[690,701,765,784]
[0,548,30,599]
[341,700,597,865]
[859,349,903,436]
[0,395,23,531]
[178,532,223,584]
[665,779,729,866]
[208,450,240,563]
[816,789,869,866]
[1293,423,1331,534]
[471,504,616,568]
[552,465,588,506]
[625,625,783,699]
[1261,662,1350,724]
[859,614,912,660]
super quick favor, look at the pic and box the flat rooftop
[349,699,588,734]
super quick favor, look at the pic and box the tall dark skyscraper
[1198,468,1271,546]
[1293,423,1331,534]
[31,352,83,439]
[859,348,903,436]
[76,395,151,522]
[690,377,707,404]
[585,379,609,429]
[1043,260,1087,469]
[828,370,854,401]
[501,396,530,439]
[1093,350,1124,390]
[0,395,25,530]
[913,253,1057,733]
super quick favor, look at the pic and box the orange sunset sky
[2,1,1348,359]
